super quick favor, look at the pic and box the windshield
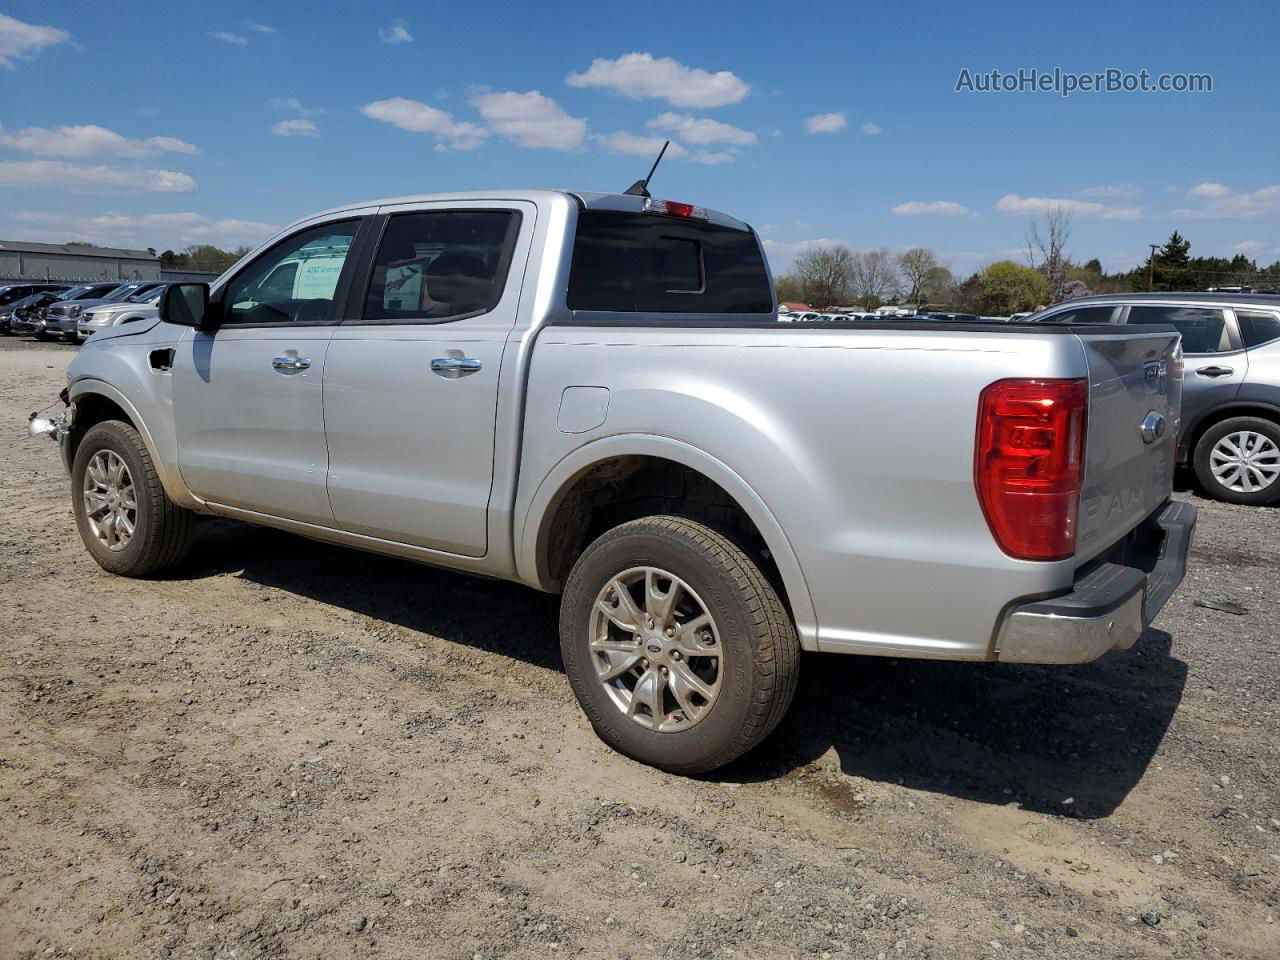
[56,285,96,300]
[104,284,143,301]
[127,285,162,302]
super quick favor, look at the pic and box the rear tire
[71,420,195,576]
[560,515,798,774]
[1193,416,1280,506]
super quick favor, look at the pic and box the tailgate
[1074,327,1182,562]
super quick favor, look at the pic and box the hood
[49,296,129,315]
[80,314,163,343]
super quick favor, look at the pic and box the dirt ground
[1,337,1277,960]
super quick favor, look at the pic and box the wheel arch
[66,379,200,509]
[516,435,818,649]
[1183,401,1280,462]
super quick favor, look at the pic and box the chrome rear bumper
[995,499,1197,664]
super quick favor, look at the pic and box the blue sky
[2,0,1277,276]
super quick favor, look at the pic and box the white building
[0,240,160,283]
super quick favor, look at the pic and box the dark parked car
[42,280,163,343]
[0,283,70,333]
[1026,293,1280,505]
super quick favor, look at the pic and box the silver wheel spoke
[645,569,680,625]
[599,654,642,682]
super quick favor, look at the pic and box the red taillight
[975,378,1088,561]
[642,197,708,220]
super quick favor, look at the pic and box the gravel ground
[1,337,1277,960]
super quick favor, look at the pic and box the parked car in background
[6,291,67,336]
[40,187,1194,773]
[0,283,70,333]
[1025,292,1280,505]
[44,281,165,342]
[77,285,166,340]
[925,312,981,322]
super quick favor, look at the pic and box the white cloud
[1233,240,1265,253]
[272,118,318,137]
[1080,183,1141,199]
[0,160,196,193]
[470,90,586,150]
[1188,182,1230,199]
[209,31,249,47]
[271,98,325,117]
[804,112,846,134]
[861,122,881,136]
[892,200,973,217]
[243,21,276,34]
[566,53,749,108]
[1173,182,1280,219]
[8,210,278,250]
[647,112,755,145]
[359,98,487,151]
[996,194,1143,220]
[0,12,70,68]
[0,123,197,158]
[689,149,737,166]
[379,20,413,44]
[595,131,688,158]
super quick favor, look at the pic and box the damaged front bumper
[29,390,74,454]
[994,499,1197,664]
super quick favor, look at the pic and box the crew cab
[36,189,1196,773]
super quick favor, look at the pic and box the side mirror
[160,283,217,328]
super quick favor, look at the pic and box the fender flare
[515,433,819,649]
[67,378,204,510]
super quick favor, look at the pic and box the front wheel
[1193,416,1280,505]
[71,419,195,576]
[560,515,799,774]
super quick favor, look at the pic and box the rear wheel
[71,420,195,575]
[1193,416,1280,505]
[560,515,798,774]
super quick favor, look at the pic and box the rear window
[1237,310,1280,348]
[567,211,773,314]
[1126,305,1229,353]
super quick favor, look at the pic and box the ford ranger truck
[35,189,1196,774]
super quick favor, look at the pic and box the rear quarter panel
[517,326,1094,659]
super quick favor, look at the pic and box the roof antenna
[623,140,670,198]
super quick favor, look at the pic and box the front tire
[71,420,195,576]
[1193,416,1280,505]
[560,515,798,774]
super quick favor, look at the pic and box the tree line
[775,212,1280,315]
[158,244,251,273]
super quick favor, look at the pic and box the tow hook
[29,401,74,442]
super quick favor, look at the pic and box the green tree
[972,261,1050,315]
[774,274,804,304]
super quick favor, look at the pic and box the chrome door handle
[272,355,311,372]
[1195,365,1233,378]
[430,357,482,378]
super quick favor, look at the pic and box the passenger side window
[1126,305,1230,354]
[363,210,519,323]
[221,221,358,326]
[1237,310,1280,348]
[1040,305,1118,324]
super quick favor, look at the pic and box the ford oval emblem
[1139,410,1167,444]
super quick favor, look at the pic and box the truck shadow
[716,628,1186,820]
[183,518,1186,820]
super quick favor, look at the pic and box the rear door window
[1125,305,1230,353]
[1236,310,1280,348]
[362,209,520,323]
[567,211,773,313]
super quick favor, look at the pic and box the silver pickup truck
[37,189,1195,773]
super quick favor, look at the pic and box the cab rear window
[567,211,773,314]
